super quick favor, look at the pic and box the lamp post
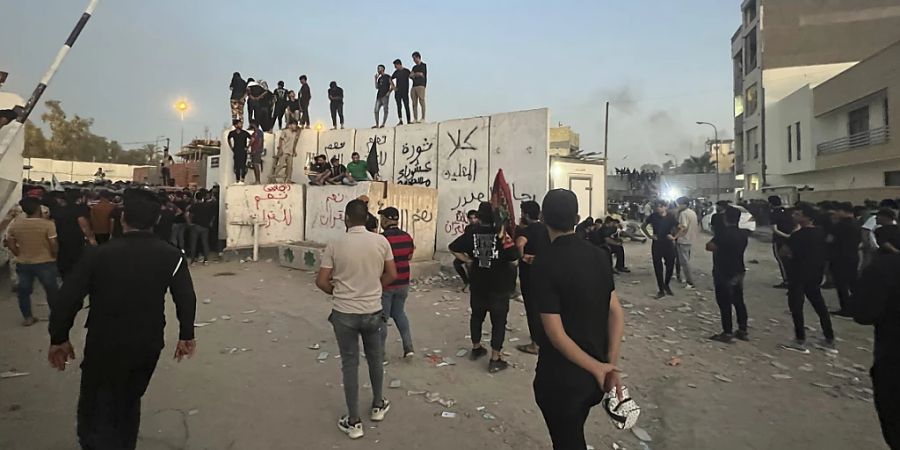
[696,121,720,201]
[175,100,189,151]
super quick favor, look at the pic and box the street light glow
[174,100,189,113]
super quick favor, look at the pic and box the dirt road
[0,238,886,449]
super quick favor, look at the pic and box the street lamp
[696,121,720,201]
[174,99,189,151]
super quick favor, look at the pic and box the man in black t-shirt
[641,201,678,298]
[453,210,480,291]
[531,189,624,450]
[273,81,289,130]
[707,206,749,343]
[391,59,411,126]
[769,196,793,289]
[53,190,97,279]
[515,201,550,356]
[298,75,312,128]
[328,81,345,129]
[828,202,861,317]
[227,120,251,184]
[410,51,427,123]
[326,156,357,186]
[449,202,520,374]
[187,191,216,264]
[373,65,394,129]
[780,203,836,354]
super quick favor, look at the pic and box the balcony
[817,126,890,155]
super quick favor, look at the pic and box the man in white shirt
[316,199,398,440]
[675,197,700,289]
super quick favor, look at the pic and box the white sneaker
[370,399,391,422]
[338,416,364,439]
[685,284,696,290]
[404,351,415,359]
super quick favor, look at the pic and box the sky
[1,0,738,167]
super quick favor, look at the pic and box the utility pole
[603,101,610,167]
[696,121,720,202]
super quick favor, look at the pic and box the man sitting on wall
[326,156,358,186]
[308,155,331,186]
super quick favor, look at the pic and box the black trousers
[161,167,171,187]
[830,257,858,312]
[274,104,286,129]
[714,272,747,334]
[233,156,248,181]
[95,234,110,245]
[773,240,788,283]
[787,273,835,341]
[534,375,603,450]
[247,100,256,121]
[299,100,310,127]
[470,291,509,351]
[78,351,160,450]
[651,240,676,291]
[519,268,542,343]
[872,363,900,449]
[395,93,410,123]
[57,242,85,280]
[609,244,626,270]
[453,259,469,285]
[330,102,344,128]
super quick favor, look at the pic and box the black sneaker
[618,267,631,273]
[655,291,667,299]
[772,282,789,289]
[830,309,853,318]
[664,286,674,296]
[735,330,749,341]
[709,333,734,344]
[470,346,488,361]
[488,359,509,373]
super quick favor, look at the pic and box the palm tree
[679,154,716,174]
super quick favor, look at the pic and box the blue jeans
[381,287,413,354]
[16,262,59,319]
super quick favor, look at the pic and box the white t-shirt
[677,208,700,245]
[320,226,394,314]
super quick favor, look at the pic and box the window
[745,84,758,115]
[743,1,757,26]
[885,98,890,127]
[734,95,744,117]
[747,127,759,160]
[787,126,792,162]
[849,106,870,135]
[749,174,760,191]
[886,171,900,187]
[745,29,758,74]
[734,52,743,85]
[795,122,801,161]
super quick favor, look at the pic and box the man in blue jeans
[379,207,415,358]
[5,197,59,326]
[316,200,398,440]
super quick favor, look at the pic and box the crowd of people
[228,51,428,132]
[613,167,659,193]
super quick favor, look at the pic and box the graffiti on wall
[317,192,347,229]
[396,138,435,187]
[253,184,294,228]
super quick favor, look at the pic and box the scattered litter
[389,379,403,389]
[438,398,456,408]
[639,442,652,450]
[799,364,814,372]
[630,280,641,284]
[666,357,682,367]
[220,315,232,320]
[715,374,733,383]
[768,318,779,324]
[687,383,698,388]
[441,411,457,419]
[771,374,793,380]
[456,349,469,357]
[676,306,692,313]
[425,392,441,403]
[242,309,257,314]
[632,426,652,442]
[0,371,30,379]
[202,298,211,304]
[241,319,253,324]
[812,382,834,389]
[476,406,486,412]
[771,361,790,371]
[666,326,676,332]
[317,352,329,361]
[193,322,212,328]
[407,390,426,396]
[308,343,320,350]
[804,325,817,332]
[509,337,521,343]
[188,409,199,416]
[662,339,679,345]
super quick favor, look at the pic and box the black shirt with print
[448,223,520,295]
[273,87,288,107]
[376,74,392,99]
[532,234,614,386]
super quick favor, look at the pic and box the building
[706,139,735,174]
[731,0,900,196]
[549,126,580,156]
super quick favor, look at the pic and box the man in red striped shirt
[379,207,416,359]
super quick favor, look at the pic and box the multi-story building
[730,0,900,198]
[706,139,735,174]
[549,126,580,156]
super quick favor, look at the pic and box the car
[700,205,756,233]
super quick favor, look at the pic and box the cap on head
[378,207,400,221]
[541,189,579,231]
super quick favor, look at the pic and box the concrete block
[278,241,326,271]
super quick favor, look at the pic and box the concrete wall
[765,86,817,175]
[304,182,372,245]
[393,123,437,187]
[436,117,490,250]
[25,158,150,183]
[491,109,550,206]
[318,128,357,166]
[224,183,305,248]
[355,128,396,180]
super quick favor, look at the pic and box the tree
[679,153,716,174]
[116,144,157,165]
[32,100,145,164]
[23,120,49,158]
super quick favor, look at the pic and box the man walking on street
[48,189,197,450]
[298,75,312,129]
[828,202,861,317]
[531,189,625,450]
[316,200,397,440]
[780,204,836,354]
[449,202,520,373]
[674,197,699,289]
[6,197,59,326]
[228,120,251,184]
[410,51,427,123]
[392,59,411,126]
[379,207,415,359]
[374,65,394,129]
[706,206,749,343]
[642,200,678,298]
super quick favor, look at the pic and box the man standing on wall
[298,75,312,129]
[391,59,412,126]
[316,200,397,440]
[273,81,289,130]
[410,51,427,123]
[674,197,699,289]
[48,189,197,450]
[515,200,550,356]
[273,120,300,183]
[160,150,174,187]
[379,207,415,359]
[328,81,345,130]
[641,201,678,299]
[531,189,625,450]
[449,202,520,373]
[227,120,251,185]
[249,119,265,185]
[373,65,394,129]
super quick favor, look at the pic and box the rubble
[632,426,652,442]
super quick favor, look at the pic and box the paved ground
[0,237,887,450]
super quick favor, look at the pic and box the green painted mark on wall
[304,250,316,267]
[284,248,294,263]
